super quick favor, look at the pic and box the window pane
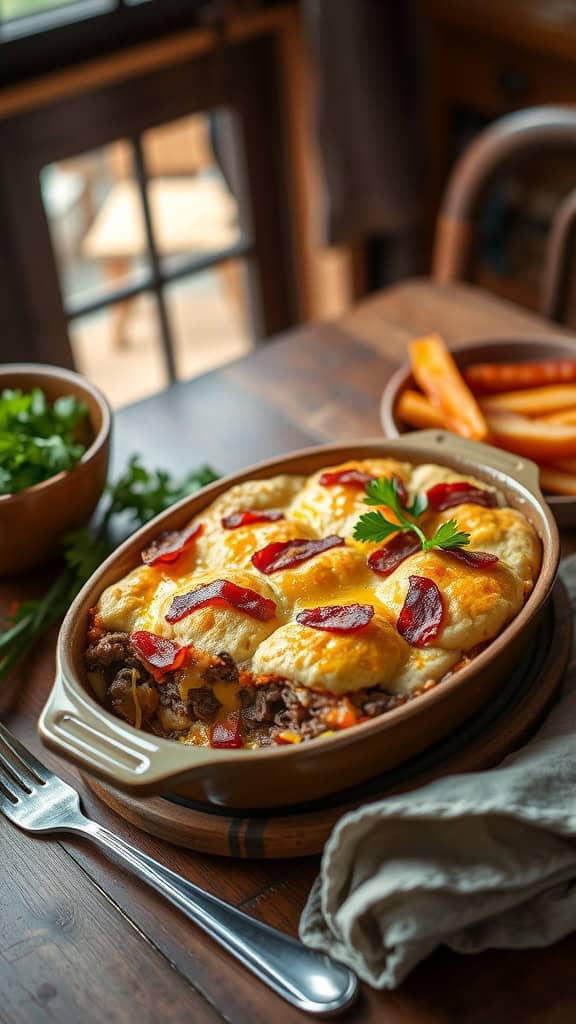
[141,112,244,274]
[166,264,251,382]
[2,0,78,19]
[70,295,169,408]
[41,140,150,312]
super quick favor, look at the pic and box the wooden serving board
[84,580,572,858]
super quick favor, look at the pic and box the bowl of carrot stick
[381,334,576,526]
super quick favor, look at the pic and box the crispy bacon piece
[165,579,277,623]
[318,469,409,506]
[397,575,444,647]
[319,468,376,488]
[426,482,497,512]
[141,523,203,566]
[131,631,190,677]
[296,603,374,634]
[210,710,242,749]
[393,475,409,506]
[221,508,284,529]
[445,548,499,569]
[368,533,421,576]
[252,535,344,574]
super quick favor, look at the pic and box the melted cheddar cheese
[94,461,540,697]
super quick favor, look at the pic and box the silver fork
[0,722,357,1016]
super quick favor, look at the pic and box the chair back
[433,105,576,322]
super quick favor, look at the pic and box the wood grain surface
[82,580,572,857]
[2,279,576,1023]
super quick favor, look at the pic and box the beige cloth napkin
[300,557,576,989]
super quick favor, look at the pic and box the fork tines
[0,721,49,800]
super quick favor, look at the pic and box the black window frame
[0,26,299,373]
[0,0,212,85]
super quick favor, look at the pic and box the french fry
[539,465,576,496]
[550,458,576,474]
[465,359,576,394]
[537,408,576,426]
[409,334,489,441]
[481,384,576,417]
[486,411,576,460]
[396,389,446,430]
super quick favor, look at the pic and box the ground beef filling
[85,631,416,744]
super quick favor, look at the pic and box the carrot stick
[539,465,576,496]
[481,384,576,417]
[465,359,576,394]
[550,458,576,474]
[486,411,576,460]
[396,389,446,430]
[537,408,576,426]
[409,334,489,441]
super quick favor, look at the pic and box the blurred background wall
[2,0,576,406]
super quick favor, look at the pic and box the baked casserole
[85,458,541,750]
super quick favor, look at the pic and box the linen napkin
[300,556,576,989]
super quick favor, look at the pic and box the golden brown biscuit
[97,568,280,663]
[259,543,377,615]
[289,459,413,539]
[426,504,541,593]
[252,613,407,695]
[374,549,524,652]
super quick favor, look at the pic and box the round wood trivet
[84,580,572,858]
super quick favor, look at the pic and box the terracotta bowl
[380,337,576,528]
[39,432,559,810]
[0,364,111,576]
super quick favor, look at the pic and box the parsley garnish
[353,476,470,553]
[0,456,219,680]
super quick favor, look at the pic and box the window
[0,15,296,382]
[3,0,80,21]
[41,114,251,405]
[0,0,206,80]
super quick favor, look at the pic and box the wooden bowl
[0,364,111,575]
[380,337,576,528]
[39,433,559,810]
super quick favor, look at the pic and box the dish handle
[390,429,543,498]
[38,664,218,791]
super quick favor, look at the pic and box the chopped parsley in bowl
[0,364,110,575]
[0,387,90,496]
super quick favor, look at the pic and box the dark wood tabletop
[3,279,576,1024]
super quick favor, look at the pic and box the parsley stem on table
[0,456,219,681]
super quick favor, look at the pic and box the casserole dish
[39,431,559,809]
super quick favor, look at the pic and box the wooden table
[3,279,576,1024]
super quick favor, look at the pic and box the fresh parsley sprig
[0,456,219,680]
[353,476,470,552]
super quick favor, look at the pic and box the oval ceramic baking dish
[39,431,559,809]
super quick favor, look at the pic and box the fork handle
[77,819,357,1016]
